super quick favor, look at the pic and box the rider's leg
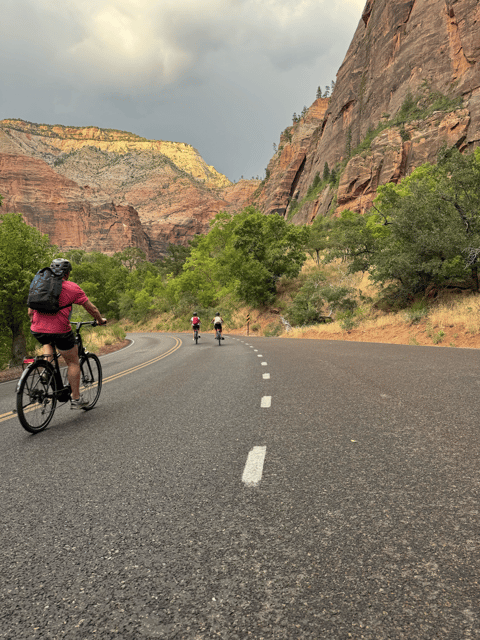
[41,343,55,362]
[58,345,81,400]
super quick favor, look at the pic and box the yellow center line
[102,338,182,383]
[0,411,15,423]
[0,337,183,424]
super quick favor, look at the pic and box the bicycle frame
[20,320,98,403]
[16,320,102,433]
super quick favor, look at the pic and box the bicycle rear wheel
[194,330,199,344]
[16,360,57,433]
[79,353,102,409]
[217,331,222,345]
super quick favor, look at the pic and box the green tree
[0,213,56,364]
[327,148,480,301]
[326,209,385,274]
[171,207,308,308]
[157,243,191,277]
[169,212,236,308]
[66,250,129,319]
[305,216,334,264]
[322,162,330,181]
[285,271,356,326]
[115,247,147,272]
[371,147,480,296]
[228,208,308,305]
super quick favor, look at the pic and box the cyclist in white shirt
[212,312,223,339]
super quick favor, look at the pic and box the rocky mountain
[0,121,258,259]
[253,0,480,224]
[2,0,479,259]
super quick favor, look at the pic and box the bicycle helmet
[50,258,72,276]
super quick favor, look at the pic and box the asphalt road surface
[1,332,479,639]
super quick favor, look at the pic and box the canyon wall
[0,151,151,256]
[2,0,479,257]
[0,122,257,258]
[254,0,480,223]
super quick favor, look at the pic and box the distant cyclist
[212,312,224,339]
[190,312,201,340]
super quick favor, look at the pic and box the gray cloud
[1,0,365,181]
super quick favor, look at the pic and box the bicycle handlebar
[71,320,102,330]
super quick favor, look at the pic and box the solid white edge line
[242,446,267,487]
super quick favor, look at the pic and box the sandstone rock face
[0,154,151,255]
[255,0,480,221]
[3,0,479,255]
[336,108,472,214]
[0,121,255,258]
[254,99,329,216]
[222,179,261,207]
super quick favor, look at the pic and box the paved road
[1,333,479,638]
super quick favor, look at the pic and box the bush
[337,310,357,332]
[285,272,357,326]
[405,299,429,324]
[264,322,282,337]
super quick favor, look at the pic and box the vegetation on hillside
[284,84,464,221]
[1,146,480,368]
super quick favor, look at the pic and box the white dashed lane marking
[263,373,270,379]
[242,446,267,487]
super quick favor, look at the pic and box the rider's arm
[83,299,106,325]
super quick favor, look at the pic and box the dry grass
[120,260,480,349]
[428,295,480,335]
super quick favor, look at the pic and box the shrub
[264,322,282,337]
[405,299,429,324]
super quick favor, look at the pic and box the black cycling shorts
[214,323,222,331]
[31,330,76,352]
[192,324,200,330]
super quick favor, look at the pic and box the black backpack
[27,267,72,314]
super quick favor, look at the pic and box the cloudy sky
[1,0,365,182]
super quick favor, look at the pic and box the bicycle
[16,321,103,434]
[215,327,222,346]
[193,326,200,344]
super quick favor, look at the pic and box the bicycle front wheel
[16,360,57,433]
[79,353,102,410]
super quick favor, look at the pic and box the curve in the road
[0,337,182,425]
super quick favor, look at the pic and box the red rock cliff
[0,123,257,258]
[0,153,151,256]
[254,0,480,222]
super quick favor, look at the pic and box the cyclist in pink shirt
[29,258,106,409]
